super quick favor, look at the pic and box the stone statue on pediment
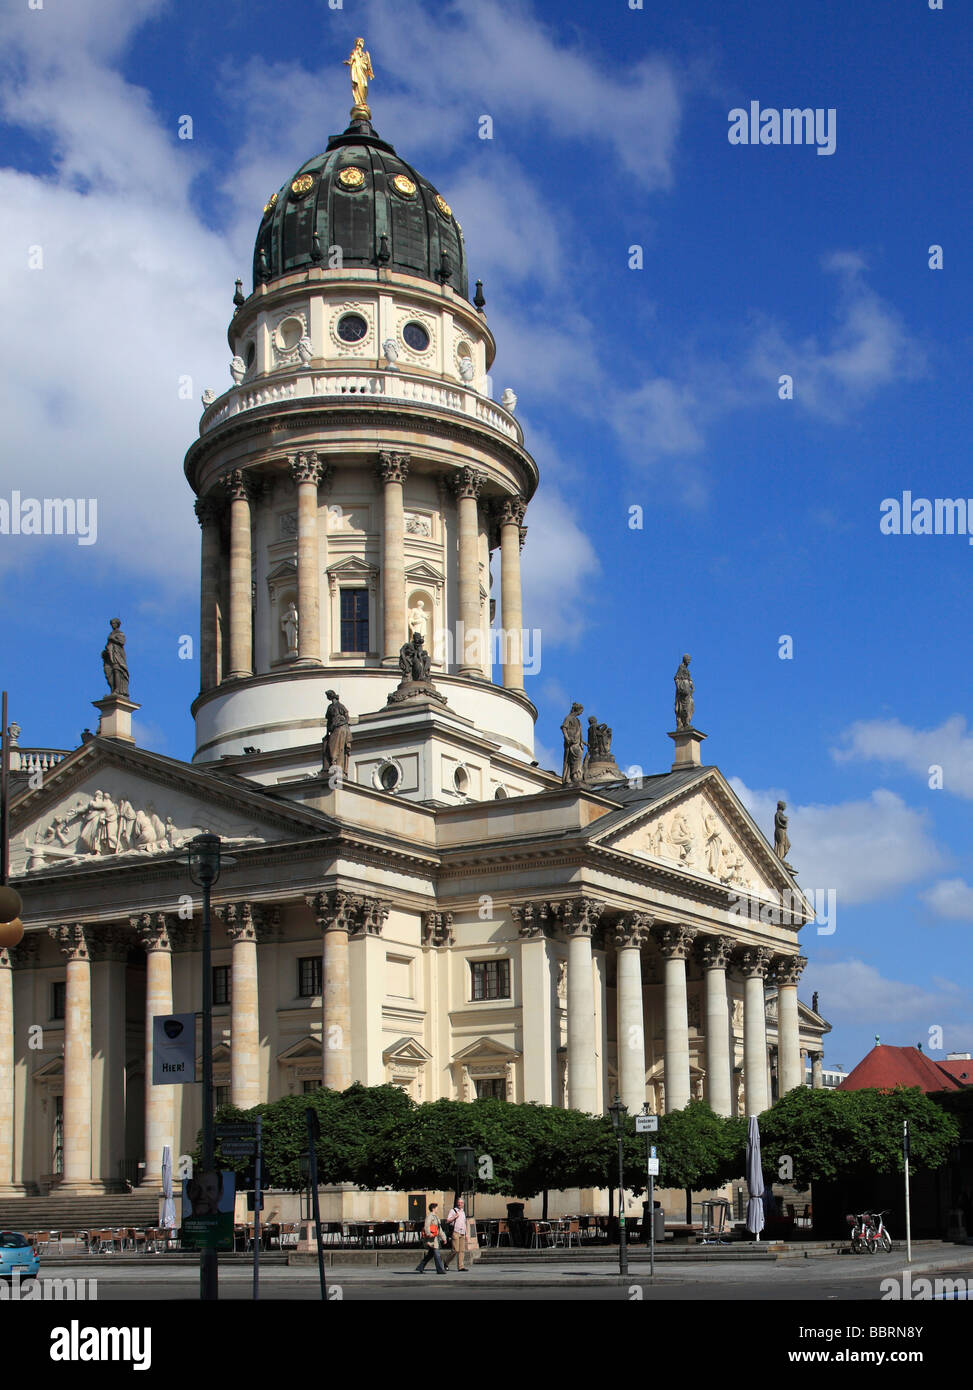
[388,630,446,706]
[561,703,585,785]
[102,619,129,698]
[324,689,352,778]
[674,653,694,730]
[774,800,791,863]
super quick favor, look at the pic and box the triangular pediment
[8,738,336,880]
[594,770,805,907]
[383,1037,433,1064]
[452,1036,521,1064]
[277,1036,322,1062]
[326,555,377,581]
[404,561,444,586]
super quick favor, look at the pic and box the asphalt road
[29,1250,973,1301]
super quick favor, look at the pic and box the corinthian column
[739,947,772,1114]
[700,935,733,1117]
[613,913,650,1115]
[776,955,807,1097]
[655,924,696,1113]
[194,496,223,691]
[0,949,13,1189]
[561,898,604,1114]
[224,904,262,1109]
[288,452,329,664]
[134,914,174,1185]
[452,467,486,676]
[221,469,255,679]
[378,452,409,662]
[50,925,93,1190]
[498,495,526,690]
[308,892,360,1090]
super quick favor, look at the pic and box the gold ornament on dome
[392,173,417,197]
[344,36,374,118]
[263,191,278,215]
[338,166,366,190]
[434,194,452,218]
[291,174,315,196]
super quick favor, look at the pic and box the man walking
[443,1196,470,1271]
[415,1202,446,1274]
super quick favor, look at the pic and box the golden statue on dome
[344,37,374,119]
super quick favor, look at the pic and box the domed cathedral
[1,47,829,1211]
[190,79,541,798]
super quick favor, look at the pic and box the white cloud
[834,715,973,799]
[921,878,973,923]
[729,778,943,905]
[521,488,600,648]
[802,958,960,1027]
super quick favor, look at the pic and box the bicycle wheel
[851,1234,866,1254]
[879,1231,892,1253]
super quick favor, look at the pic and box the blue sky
[1,0,971,1074]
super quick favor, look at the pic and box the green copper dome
[252,120,468,298]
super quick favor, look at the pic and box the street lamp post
[187,833,224,1302]
[608,1093,628,1278]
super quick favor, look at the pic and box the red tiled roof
[937,1058,973,1087]
[838,1045,964,1093]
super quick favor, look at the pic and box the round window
[402,322,430,352]
[337,313,368,344]
[494,786,508,800]
[454,766,470,795]
[380,763,400,792]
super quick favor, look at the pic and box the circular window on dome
[276,316,304,353]
[337,166,365,190]
[379,762,400,792]
[291,174,315,196]
[402,322,430,353]
[453,766,470,796]
[392,173,417,197]
[337,313,368,344]
[434,194,452,218]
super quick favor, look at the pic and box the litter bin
[506,1202,526,1247]
[654,1206,665,1243]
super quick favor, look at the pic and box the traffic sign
[635,1115,659,1134]
[647,1158,660,1176]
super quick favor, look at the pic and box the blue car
[0,1232,40,1280]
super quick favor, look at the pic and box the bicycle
[846,1210,893,1254]
[866,1209,893,1254]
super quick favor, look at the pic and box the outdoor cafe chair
[528,1220,555,1249]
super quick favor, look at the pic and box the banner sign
[152,1013,196,1086]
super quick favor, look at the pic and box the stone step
[0,1194,161,1232]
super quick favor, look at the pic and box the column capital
[220,467,257,503]
[654,922,696,960]
[194,495,223,527]
[87,927,130,963]
[512,901,549,939]
[556,897,605,937]
[613,911,652,950]
[306,890,362,933]
[217,902,264,944]
[773,954,808,987]
[352,898,390,937]
[736,945,773,979]
[422,911,454,948]
[10,934,39,970]
[698,934,734,971]
[132,913,172,954]
[377,450,410,485]
[288,451,326,488]
[450,466,486,501]
[50,924,93,962]
[498,495,527,528]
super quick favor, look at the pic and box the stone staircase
[0,1193,163,1235]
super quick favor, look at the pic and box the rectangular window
[215,1085,231,1111]
[212,966,231,1006]
[51,981,66,1020]
[470,959,510,1001]
[340,588,369,653]
[302,1080,320,1095]
[475,1078,507,1101]
[298,956,322,997]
